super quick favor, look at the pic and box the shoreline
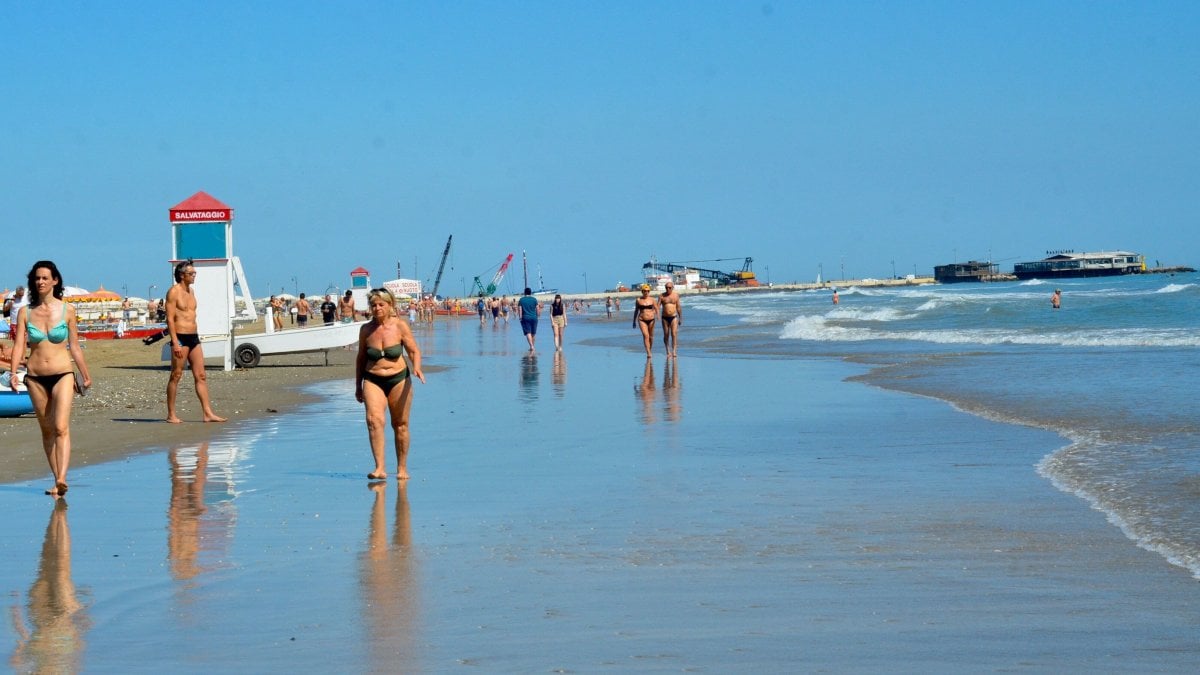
[482,275,938,305]
[450,266,1194,305]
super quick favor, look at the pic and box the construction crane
[642,257,758,286]
[430,235,452,299]
[472,253,515,297]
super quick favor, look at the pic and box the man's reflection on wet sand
[361,482,419,671]
[9,501,90,673]
[167,443,236,585]
[519,353,539,403]
[662,358,682,423]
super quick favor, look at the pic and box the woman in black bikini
[355,288,425,481]
[632,284,657,359]
[7,261,92,497]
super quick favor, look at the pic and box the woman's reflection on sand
[635,359,656,424]
[9,501,90,673]
[361,482,420,671]
[552,351,567,398]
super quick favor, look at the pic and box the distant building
[934,260,999,283]
[1012,251,1144,280]
[381,278,423,298]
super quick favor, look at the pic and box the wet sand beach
[4,314,1200,671]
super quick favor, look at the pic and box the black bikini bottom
[24,371,72,392]
[363,370,410,397]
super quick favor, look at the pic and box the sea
[675,273,1200,577]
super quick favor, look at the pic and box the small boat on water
[1013,251,1145,280]
[0,390,33,417]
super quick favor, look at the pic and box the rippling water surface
[680,274,1200,576]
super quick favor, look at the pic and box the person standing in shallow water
[1051,289,1061,309]
[659,281,682,358]
[7,260,92,497]
[550,294,567,350]
[165,261,226,424]
[356,288,425,480]
[633,284,657,359]
[518,288,540,351]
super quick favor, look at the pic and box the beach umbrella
[63,286,91,297]
[66,284,123,304]
[89,285,122,300]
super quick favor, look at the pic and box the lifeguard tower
[168,191,255,371]
[349,266,371,312]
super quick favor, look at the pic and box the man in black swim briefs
[659,281,682,358]
[165,261,227,424]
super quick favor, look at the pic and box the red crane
[472,254,514,297]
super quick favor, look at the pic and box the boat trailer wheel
[234,343,261,368]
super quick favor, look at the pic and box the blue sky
[3,1,1197,298]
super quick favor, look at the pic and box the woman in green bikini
[7,260,92,497]
[355,288,425,481]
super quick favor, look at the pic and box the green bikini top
[26,304,69,344]
[366,343,404,362]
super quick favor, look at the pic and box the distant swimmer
[832,289,839,305]
[1051,289,1061,310]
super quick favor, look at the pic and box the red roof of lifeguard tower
[351,267,370,276]
[169,191,233,222]
[171,191,231,211]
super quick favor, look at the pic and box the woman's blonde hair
[367,288,397,312]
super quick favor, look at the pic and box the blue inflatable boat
[0,390,34,417]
